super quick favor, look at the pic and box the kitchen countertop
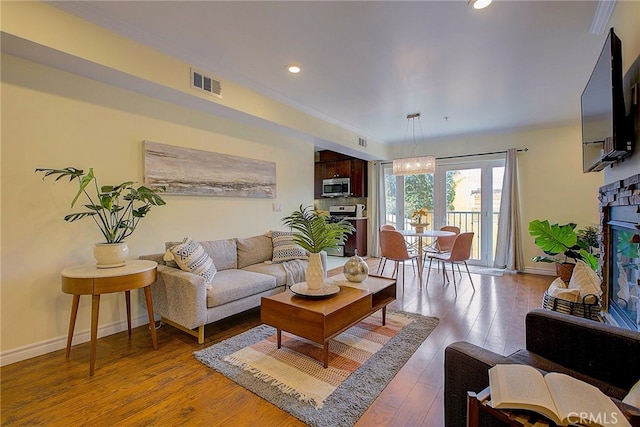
[342,216,367,220]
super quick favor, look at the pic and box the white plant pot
[93,242,129,268]
[305,252,325,290]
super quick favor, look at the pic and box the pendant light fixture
[392,113,436,176]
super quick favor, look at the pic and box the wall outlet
[272,203,282,212]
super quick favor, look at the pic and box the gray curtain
[368,161,381,257]
[493,148,525,271]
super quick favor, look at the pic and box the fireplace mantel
[598,173,640,313]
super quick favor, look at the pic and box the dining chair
[379,229,419,291]
[424,225,460,271]
[426,232,475,296]
[376,225,396,274]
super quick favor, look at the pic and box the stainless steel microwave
[322,177,350,197]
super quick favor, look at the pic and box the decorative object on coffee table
[343,249,368,282]
[36,167,166,267]
[282,205,354,290]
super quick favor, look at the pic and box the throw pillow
[547,277,581,302]
[270,230,308,263]
[623,379,640,407]
[568,260,602,304]
[168,238,217,287]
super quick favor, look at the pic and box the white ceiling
[51,1,611,145]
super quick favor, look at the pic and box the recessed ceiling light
[287,65,301,74]
[470,0,492,9]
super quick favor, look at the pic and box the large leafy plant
[36,167,166,243]
[282,205,355,253]
[528,219,598,270]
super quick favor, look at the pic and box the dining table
[398,229,456,282]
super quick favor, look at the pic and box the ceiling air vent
[358,136,367,148]
[191,68,222,98]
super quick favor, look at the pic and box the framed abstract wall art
[143,141,276,198]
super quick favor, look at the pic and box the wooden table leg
[143,286,157,350]
[382,306,387,325]
[276,329,282,349]
[323,342,329,368]
[125,290,132,338]
[65,294,80,358]
[90,294,100,376]
[467,391,480,427]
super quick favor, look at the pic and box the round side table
[61,260,158,376]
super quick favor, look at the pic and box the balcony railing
[385,211,497,260]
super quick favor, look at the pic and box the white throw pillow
[568,260,602,304]
[623,379,640,408]
[270,231,308,263]
[547,277,581,302]
[168,238,217,287]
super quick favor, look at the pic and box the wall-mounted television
[581,28,632,173]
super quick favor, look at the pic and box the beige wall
[0,54,313,362]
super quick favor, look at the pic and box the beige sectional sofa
[140,234,326,343]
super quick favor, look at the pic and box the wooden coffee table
[261,274,396,368]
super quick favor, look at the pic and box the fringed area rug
[194,310,438,427]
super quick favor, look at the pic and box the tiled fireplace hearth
[599,173,640,330]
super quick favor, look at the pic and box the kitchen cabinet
[345,219,367,257]
[314,151,368,198]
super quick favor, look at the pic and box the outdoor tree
[384,171,459,220]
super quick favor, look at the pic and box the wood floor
[1,259,551,426]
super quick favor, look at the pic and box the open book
[489,364,630,427]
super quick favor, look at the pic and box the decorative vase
[306,252,325,290]
[410,222,428,234]
[93,242,129,268]
[343,249,368,282]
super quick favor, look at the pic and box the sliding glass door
[381,157,504,266]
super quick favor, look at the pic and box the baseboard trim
[523,266,556,276]
[0,314,153,367]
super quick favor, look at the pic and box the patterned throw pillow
[168,238,217,286]
[270,231,308,263]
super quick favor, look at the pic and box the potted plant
[36,167,166,267]
[282,205,354,289]
[410,208,429,233]
[528,219,599,281]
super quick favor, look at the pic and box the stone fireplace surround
[598,173,640,315]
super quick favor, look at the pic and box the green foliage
[282,205,355,253]
[528,219,598,270]
[403,171,458,215]
[36,167,166,243]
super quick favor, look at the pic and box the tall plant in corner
[36,167,166,267]
[528,220,599,279]
[282,205,354,289]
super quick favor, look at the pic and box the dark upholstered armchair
[444,309,640,427]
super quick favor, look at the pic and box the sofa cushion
[506,349,627,400]
[237,235,273,269]
[201,239,237,271]
[270,230,307,263]
[168,238,217,286]
[206,269,276,308]
[242,262,288,287]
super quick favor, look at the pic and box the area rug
[194,310,438,427]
